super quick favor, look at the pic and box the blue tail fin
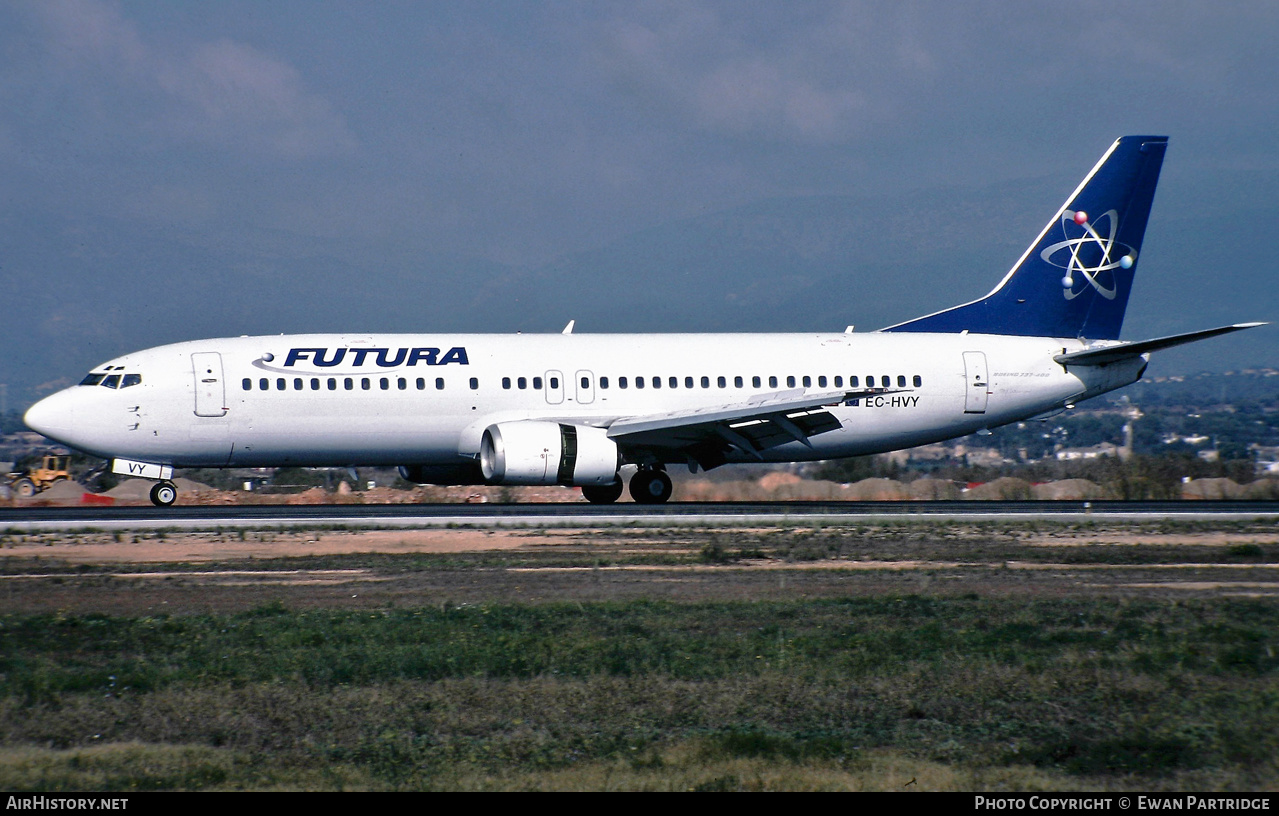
[883,135,1168,340]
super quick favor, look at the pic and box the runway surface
[5,500,1279,531]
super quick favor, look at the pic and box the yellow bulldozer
[5,454,72,499]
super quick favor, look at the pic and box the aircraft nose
[23,390,80,444]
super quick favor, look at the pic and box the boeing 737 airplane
[23,136,1264,506]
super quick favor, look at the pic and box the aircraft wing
[1053,322,1266,367]
[606,387,904,466]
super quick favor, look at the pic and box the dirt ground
[1,522,1278,616]
[0,528,584,563]
[1024,530,1279,547]
[3,524,1277,564]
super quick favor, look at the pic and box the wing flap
[607,387,906,462]
[723,407,845,451]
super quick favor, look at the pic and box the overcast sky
[1,0,1277,399]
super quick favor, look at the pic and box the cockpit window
[101,374,121,389]
[121,374,142,388]
[79,373,105,386]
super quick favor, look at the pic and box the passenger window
[913,375,922,387]
[398,378,407,390]
[581,376,590,389]
[653,377,661,389]
[898,375,906,387]
[769,376,778,388]
[550,377,559,389]
[735,376,743,388]
[619,377,628,389]
[532,377,542,389]
[502,377,511,390]
[599,377,608,389]
[80,373,105,386]
[786,376,796,388]
[416,378,425,390]
[362,378,371,390]
[328,378,337,391]
[803,376,811,388]
[834,376,842,387]
[849,376,858,387]
[380,378,389,390]
[277,378,286,391]
[669,376,678,388]
[685,376,694,389]
[635,377,644,389]
[752,376,761,388]
[345,378,354,391]
[294,378,303,390]
[817,376,826,388]
[241,378,251,391]
[715,376,724,388]
[518,377,528,389]
[469,377,479,390]
[866,375,874,388]
[260,378,269,391]
[436,378,445,390]
[882,375,890,388]
[311,378,321,390]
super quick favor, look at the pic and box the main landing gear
[628,468,673,504]
[149,480,178,507]
[580,468,674,505]
[581,480,624,505]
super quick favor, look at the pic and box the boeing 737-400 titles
[23,136,1264,506]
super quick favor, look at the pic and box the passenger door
[963,351,989,414]
[192,352,228,417]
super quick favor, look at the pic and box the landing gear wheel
[629,469,673,504]
[12,478,36,499]
[150,480,178,507]
[582,480,624,504]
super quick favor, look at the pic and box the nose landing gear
[149,480,178,507]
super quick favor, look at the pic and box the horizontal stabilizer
[1053,323,1266,367]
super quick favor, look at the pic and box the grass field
[1,519,1277,790]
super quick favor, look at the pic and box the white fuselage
[25,331,1146,471]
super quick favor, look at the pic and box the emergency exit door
[544,370,564,405]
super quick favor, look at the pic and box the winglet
[562,320,575,335]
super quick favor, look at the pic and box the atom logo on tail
[1040,209,1136,300]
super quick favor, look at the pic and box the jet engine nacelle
[480,421,619,486]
